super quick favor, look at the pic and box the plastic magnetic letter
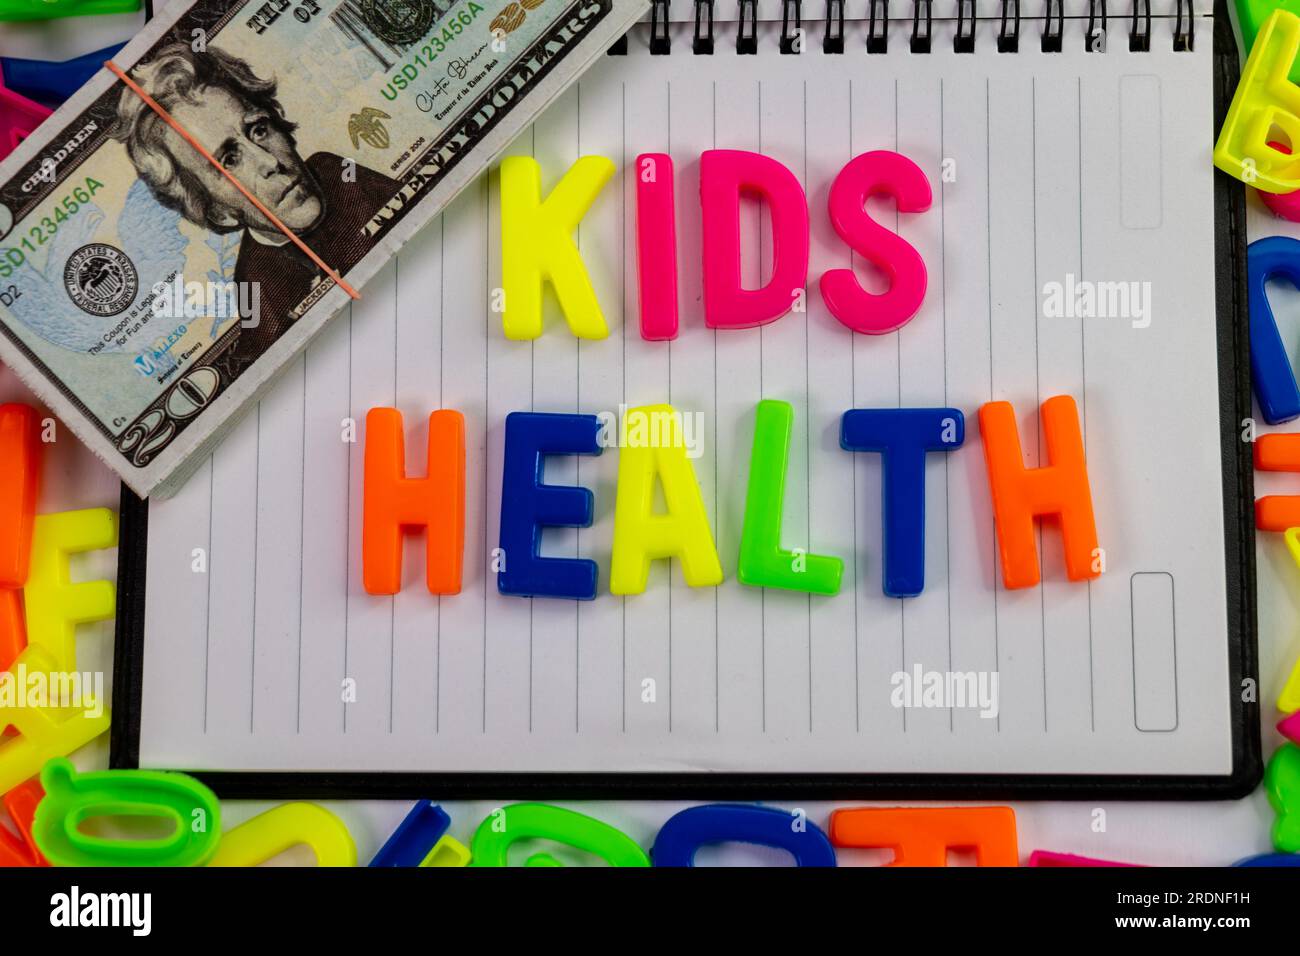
[1266,743,1300,853]
[498,412,602,600]
[422,835,471,867]
[1026,850,1140,867]
[1259,142,1300,221]
[500,155,615,340]
[0,403,40,589]
[0,0,140,23]
[978,396,1099,590]
[0,779,47,866]
[830,806,1019,867]
[33,757,221,867]
[0,586,21,734]
[22,509,116,671]
[369,799,451,867]
[1283,651,1300,711]
[1247,237,1300,423]
[363,408,465,595]
[737,400,843,595]
[820,150,932,335]
[1239,0,1300,72]
[0,646,110,794]
[209,802,356,867]
[0,66,50,161]
[1286,527,1300,576]
[636,153,679,340]
[652,804,837,867]
[0,43,124,107]
[1214,10,1300,193]
[1234,852,1300,866]
[1255,433,1300,530]
[840,407,964,597]
[610,404,723,594]
[1281,710,1300,745]
[0,586,23,672]
[470,803,649,867]
[699,149,810,329]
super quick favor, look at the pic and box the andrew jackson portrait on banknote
[0,0,644,497]
[112,41,402,375]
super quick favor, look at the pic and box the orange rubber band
[105,59,360,300]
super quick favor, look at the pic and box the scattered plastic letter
[22,509,117,671]
[1237,0,1300,79]
[1255,433,1300,530]
[369,800,451,867]
[33,757,221,867]
[1247,237,1300,423]
[209,802,356,867]
[0,0,140,22]
[652,804,837,867]
[470,803,649,867]
[0,587,24,674]
[1026,850,1141,867]
[1266,743,1300,853]
[1214,10,1300,193]
[0,65,50,161]
[829,806,1019,866]
[422,835,471,867]
[0,779,46,866]
[0,43,124,107]
[1234,852,1300,866]
[0,646,110,795]
[0,403,41,590]
[1278,642,1300,712]
[1278,710,1300,745]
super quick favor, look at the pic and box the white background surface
[0,5,1288,866]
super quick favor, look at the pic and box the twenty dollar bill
[0,0,645,497]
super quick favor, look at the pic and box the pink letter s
[820,150,931,335]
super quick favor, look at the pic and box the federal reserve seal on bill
[360,0,440,44]
[63,244,139,318]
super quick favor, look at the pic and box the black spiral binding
[868,0,889,52]
[617,0,1196,58]
[911,0,932,52]
[955,0,976,52]
[1042,0,1064,52]
[693,0,715,53]
[1085,0,1107,51]
[999,0,1020,52]
[650,0,671,54]
[824,0,846,52]
[1174,0,1194,51]
[1130,0,1150,50]
[780,0,803,53]
[737,0,759,54]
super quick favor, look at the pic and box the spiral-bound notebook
[114,0,1258,797]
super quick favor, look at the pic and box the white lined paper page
[138,17,1233,777]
